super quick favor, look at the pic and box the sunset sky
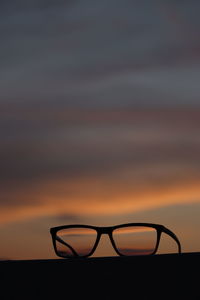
[0,1,200,259]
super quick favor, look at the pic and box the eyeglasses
[50,223,181,258]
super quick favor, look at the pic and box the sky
[0,0,200,259]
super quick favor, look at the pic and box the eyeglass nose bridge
[98,226,113,235]
[94,227,119,256]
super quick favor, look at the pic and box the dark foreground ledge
[1,252,200,298]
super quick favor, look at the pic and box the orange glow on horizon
[0,178,200,225]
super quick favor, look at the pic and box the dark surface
[1,252,199,299]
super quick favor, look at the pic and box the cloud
[0,109,200,186]
[1,0,200,107]
[0,161,200,225]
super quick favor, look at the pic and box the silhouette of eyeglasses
[50,223,181,258]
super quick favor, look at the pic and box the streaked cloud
[1,0,200,106]
[0,160,200,224]
[1,109,200,206]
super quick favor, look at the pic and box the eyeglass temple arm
[55,236,78,257]
[162,226,182,254]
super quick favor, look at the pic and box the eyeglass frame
[50,223,181,258]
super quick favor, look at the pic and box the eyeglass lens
[55,227,97,257]
[112,226,157,256]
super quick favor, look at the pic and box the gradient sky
[0,0,200,259]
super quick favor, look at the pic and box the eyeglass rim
[50,223,181,258]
